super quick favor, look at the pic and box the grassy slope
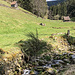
[0,0,75,53]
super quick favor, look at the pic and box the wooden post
[67,30,70,37]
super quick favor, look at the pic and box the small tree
[19,29,51,62]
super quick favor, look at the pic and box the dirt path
[0,3,11,8]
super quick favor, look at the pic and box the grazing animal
[40,23,45,26]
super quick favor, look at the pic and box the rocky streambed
[0,51,75,75]
[22,52,75,75]
[0,34,75,75]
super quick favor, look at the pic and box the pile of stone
[22,52,75,75]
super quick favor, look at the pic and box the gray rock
[71,55,75,63]
[71,55,75,59]
[22,69,31,75]
[43,64,51,68]
[55,60,63,62]
[53,60,64,64]
[63,52,67,55]
[63,59,70,63]
[67,63,70,65]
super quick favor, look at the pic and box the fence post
[67,30,70,37]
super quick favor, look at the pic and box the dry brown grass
[63,65,75,75]
[0,47,22,61]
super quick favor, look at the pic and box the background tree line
[5,0,75,20]
[16,0,48,18]
[48,0,75,20]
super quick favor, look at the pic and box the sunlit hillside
[0,0,75,52]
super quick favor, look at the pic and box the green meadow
[0,0,75,52]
